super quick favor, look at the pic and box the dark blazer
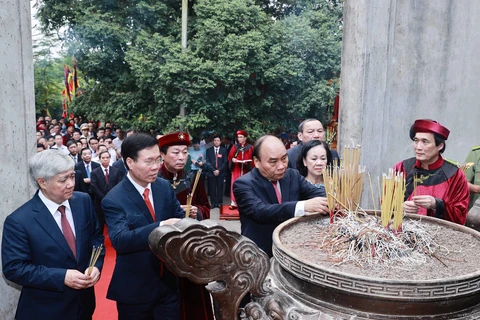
[112,158,127,179]
[233,168,324,257]
[69,153,82,165]
[90,165,123,203]
[74,161,100,194]
[1,192,104,320]
[205,146,228,177]
[102,176,185,304]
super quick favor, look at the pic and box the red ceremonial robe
[158,164,210,219]
[393,156,469,225]
[158,164,213,320]
[228,143,254,204]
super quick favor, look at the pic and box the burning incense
[87,244,103,276]
[380,169,405,230]
[323,145,366,221]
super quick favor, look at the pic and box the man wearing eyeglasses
[102,133,185,320]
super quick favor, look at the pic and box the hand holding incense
[87,244,103,276]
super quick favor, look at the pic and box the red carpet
[219,205,240,220]
[93,231,117,319]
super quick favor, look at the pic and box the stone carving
[148,219,271,319]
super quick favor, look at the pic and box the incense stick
[87,244,103,276]
[185,169,202,218]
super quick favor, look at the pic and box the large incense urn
[268,213,480,319]
[149,214,480,319]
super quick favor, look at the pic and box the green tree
[33,32,65,118]
[36,0,342,138]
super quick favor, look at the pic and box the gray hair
[29,150,74,188]
[298,118,323,133]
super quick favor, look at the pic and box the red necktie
[105,168,109,183]
[143,188,156,221]
[58,205,77,259]
[272,181,282,204]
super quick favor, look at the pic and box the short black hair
[296,140,332,177]
[122,133,158,170]
[66,140,76,148]
[213,135,221,140]
[99,150,111,159]
[409,126,446,154]
[36,143,46,150]
[80,147,91,155]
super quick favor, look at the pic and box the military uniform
[465,145,480,210]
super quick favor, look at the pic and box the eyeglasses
[141,158,162,167]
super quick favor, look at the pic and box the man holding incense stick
[2,150,104,320]
[234,135,329,258]
[394,119,469,225]
[102,133,185,320]
[158,132,210,220]
[157,132,214,320]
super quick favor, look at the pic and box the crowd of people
[2,115,479,319]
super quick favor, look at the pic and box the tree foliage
[36,0,343,138]
[33,32,66,118]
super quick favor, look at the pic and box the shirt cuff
[294,201,306,217]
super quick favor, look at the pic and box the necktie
[86,164,91,178]
[58,205,77,259]
[215,148,218,169]
[105,168,109,183]
[143,188,156,221]
[272,181,282,204]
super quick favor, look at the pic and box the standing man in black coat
[91,150,123,231]
[206,135,228,208]
[75,147,100,198]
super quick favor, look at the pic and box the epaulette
[444,158,460,167]
[472,145,480,151]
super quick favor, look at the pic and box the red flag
[72,57,79,97]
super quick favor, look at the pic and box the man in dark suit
[287,118,339,168]
[67,140,82,164]
[112,157,127,179]
[75,147,100,197]
[91,150,123,232]
[1,150,104,320]
[233,135,329,257]
[102,133,185,320]
[205,135,228,208]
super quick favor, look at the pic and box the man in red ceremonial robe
[158,132,210,220]
[228,130,254,209]
[393,119,469,225]
[157,132,214,320]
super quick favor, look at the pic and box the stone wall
[0,0,36,318]
[339,0,480,207]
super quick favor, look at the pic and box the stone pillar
[339,0,480,207]
[0,0,35,318]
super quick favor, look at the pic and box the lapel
[253,169,278,204]
[123,177,155,223]
[151,179,166,222]
[32,193,77,261]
